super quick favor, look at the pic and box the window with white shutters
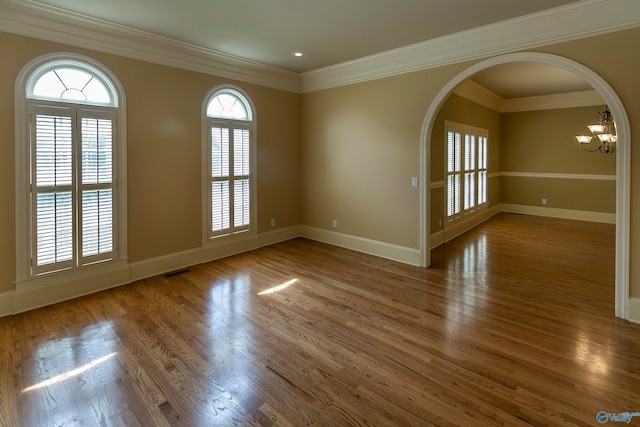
[445,122,488,223]
[204,88,255,240]
[17,55,125,280]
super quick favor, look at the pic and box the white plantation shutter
[464,134,476,211]
[32,109,75,272]
[209,123,251,235]
[80,113,114,262]
[445,122,488,224]
[447,130,461,218]
[36,192,73,268]
[478,136,488,205]
[233,128,250,229]
[205,88,254,240]
[31,106,116,275]
[211,126,231,232]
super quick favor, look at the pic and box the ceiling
[31,0,579,71]
[25,0,594,98]
[470,63,594,99]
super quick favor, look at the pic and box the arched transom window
[27,60,118,106]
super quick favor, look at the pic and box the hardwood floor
[1,213,639,426]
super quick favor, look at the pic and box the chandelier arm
[580,143,605,153]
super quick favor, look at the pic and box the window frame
[445,121,488,224]
[201,86,257,245]
[15,53,127,288]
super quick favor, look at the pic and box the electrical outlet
[332,219,338,228]
[542,198,547,205]
[270,218,276,227]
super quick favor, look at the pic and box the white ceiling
[470,63,594,99]
[18,0,611,98]
[31,0,579,73]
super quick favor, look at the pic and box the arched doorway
[419,52,630,319]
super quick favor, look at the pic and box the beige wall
[501,107,616,175]
[500,106,616,213]
[2,26,640,300]
[0,32,300,293]
[300,67,467,249]
[300,27,640,296]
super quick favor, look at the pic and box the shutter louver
[464,134,476,211]
[36,115,73,187]
[447,131,462,218]
[211,181,230,232]
[82,189,113,257]
[36,192,73,266]
[34,114,74,270]
[233,128,251,230]
[234,179,250,227]
[478,136,488,205]
[81,117,114,260]
[211,126,231,233]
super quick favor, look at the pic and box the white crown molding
[501,90,605,112]
[1,1,639,94]
[0,0,301,93]
[301,0,640,92]
[454,81,604,112]
[453,80,504,111]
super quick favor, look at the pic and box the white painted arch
[419,52,631,319]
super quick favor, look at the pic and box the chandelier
[575,106,616,154]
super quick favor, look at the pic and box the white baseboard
[130,225,303,282]
[258,225,301,247]
[0,291,14,318]
[439,204,501,245]
[13,263,130,315]
[629,298,640,324]
[500,203,615,224]
[300,225,421,266]
[1,219,630,318]
[4,226,304,317]
[129,247,203,283]
[430,230,444,249]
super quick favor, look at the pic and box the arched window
[203,87,256,240]
[16,54,127,282]
[27,60,117,106]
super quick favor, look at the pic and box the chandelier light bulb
[575,135,593,144]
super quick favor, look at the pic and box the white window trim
[201,85,257,248]
[444,120,488,225]
[15,53,128,289]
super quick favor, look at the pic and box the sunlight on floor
[257,278,298,295]
[22,352,118,393]
[574,334,609,377]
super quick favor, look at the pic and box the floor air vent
[164,269,190,278]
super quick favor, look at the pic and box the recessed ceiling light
[292,52,303,57]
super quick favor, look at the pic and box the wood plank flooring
[1,213,639,426]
